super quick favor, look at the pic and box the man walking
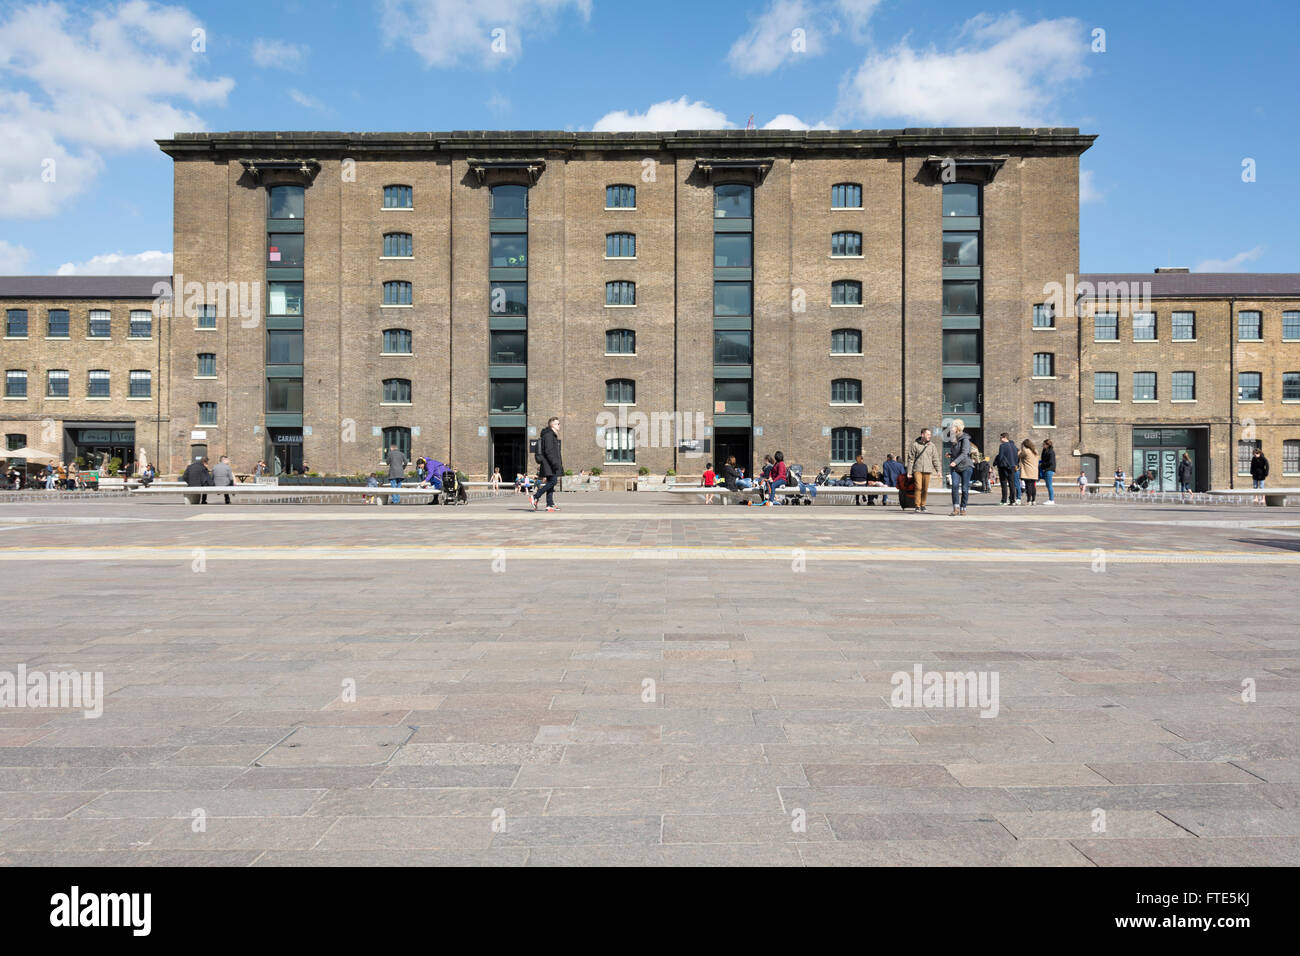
[182,455,212,505]
[1177,452,1194,502]
[904,427,942,513]
[212,455,236,504]
[1250,447,1270,505]
[994,433,1020,506]
[386,443,408,504]
[532,417,563,512]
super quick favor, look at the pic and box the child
[1077,472,1088,498]
[702,461,715,504]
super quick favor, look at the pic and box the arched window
[831,328,861,354]
[605,184,636,209]
[382,329,412,354]
[831,427,861,464]
[383,281,412,305]
[605,427,635,464]
[198,401,218,425]
[942,182,980,217]
[831,183,862,208]
[831,231,862,257]
[197,353,216,377]
[383,233,413,257]
[46,369,68,397]
[382,426,411,459]
[831,280,862,306]
[491,184,528,218]
[606,233,636,258]
[383,378,412,403]
[605,378,635,405]
[87,369,110,398]
[831,378,862,404]
[606,281,636,306]
[714,183,752,218]
[383,185,412,209]
[605,329,635,354]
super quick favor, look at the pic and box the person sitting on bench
[848,454,870,505]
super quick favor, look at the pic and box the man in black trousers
[531,417,563,512]
[994,433,1020,506]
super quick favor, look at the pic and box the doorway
[267,427,303,476]
[714,429,752,479]
[492,428,526,480]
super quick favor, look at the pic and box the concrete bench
[129,484,442,504]
[1207,488,1300,507]
[667,484,900,504]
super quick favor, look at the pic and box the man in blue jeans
[994,433,1020,506]
[386,444,408,504]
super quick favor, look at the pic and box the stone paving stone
[945,763,1110,787]
[373,765,520,788]
[90,767,248,790]
[254,849,528,866]
[802,764,961,787]
[797,839,1092,867]
[306,788,550,818]
[72,788,325,819]
[0,746,178,767]
[1230,758,1300,782]
[545,786,784,815]
[524,844,804,866]
[311,816,495,850]
[559,744,769,766]
[777,786,1027,814]
[661,812,836,844]
[0,850,264,866]
[825,813,1016,843]
[1086,761,1261,784]
[491,815,663,846]
[996,810,1192,839]
[0,818,168,850]
[387,743,564,766]
[1070,837,1300,866]
[0,791,101,818]
[1007,784,1282,812]
[144,817,336,850]
[226,767,387,790]
[0,767,113,791]
[512,762,661,788]
[1160,805,1300,836]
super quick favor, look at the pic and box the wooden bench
[129,484,442,504]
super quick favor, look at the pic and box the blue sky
[1,0,1296,275]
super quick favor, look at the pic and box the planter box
[636,476,667,490]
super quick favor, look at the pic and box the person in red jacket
[702,461,716,504]
[763,451,789,506]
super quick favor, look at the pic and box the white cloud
[288,88,326,111]
[833,0,882,42]
[1079,169,1102,204]
[0,239,33,274]
[1194,246,1264,273]
[381,0,592,69]
[0,1,233,218]
[251,38,307,69]
[486,92,510,117]
[762,113,832,130]
[838,14,1088,126]
[727,0,824,76]
[56,250,173,275]
[593,96,733,132]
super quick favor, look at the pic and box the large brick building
[3,127,1297,487]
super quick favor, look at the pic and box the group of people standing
[989,430,1057,508]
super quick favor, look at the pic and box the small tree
[638,466,650,476]
[590,467,602,476]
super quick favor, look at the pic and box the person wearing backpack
[531,416,563,512]
[946,419,974,516]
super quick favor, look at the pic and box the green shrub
[590,467,602,476]
[563,468,574,476]
[106,457,122,476]
[638,466,650,476]
[666,469,676,477]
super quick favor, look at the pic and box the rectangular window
[1284,311,1300,341]
[714,282,752,317]
[831,280,862,306]
[1171,371,1196,401]
[832,328,863,355]
[713,380,751,414]
[1284,372,1300,402]
[1094,312,1118,340]
[269,185,304,219]
[942,379,979,415]
[383,233,413,258]
[491,330,527,363]
[942,183,980,218]
[1284,440,1300,475]
[267,330,303,365]
[942,231,979,266]
[714,233,752,268]
[46,369,68,398]
[1238,310,1262,340]
[605,281,636,306]
[489,379,526,414]
[267,379,303,413]
[1238,440,1260,475]
[1033,302,1055,329]
[5,309,28,337]
[1172,311,1195,340]
[198,304,217,329]
[382,379,412,404]
[197,353,217,377]
[942,280,978,315]
[491,282,527,315]
[47,310,69,338]
[1032,352,1055,377]
[198,401,218,425]
[267,233,304,268]
[830,183,861,209]
[604,329,634,356]
[604,426,635,464]
[129,310,152,338]
[831,232,862,257]
[1133,371,1157,401]
[713,330,751,365]
[1238,371,1262,402]
[269,282,305,314]
[606,233,636,258]
[604,379,635,405]
[831,379,862,404]
[382,329,413,354]
[4,370,26,398]
[1133,311,1156,341]
[6,434,25,450]
[87,370,110,398]
[1094,372,1119,401]
[490,234,527,268]
[942,330,979,365]
[383,185,412,209]
[830,427,861,464]
[129,370,151,398]
[605,184,635,209]
[88,309,110,338]
[1033,402,1055,427]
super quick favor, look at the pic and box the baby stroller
[440,468,469,506]
[785,464,816,505]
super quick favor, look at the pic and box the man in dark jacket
[386,444,408,504]
[881,453,905,488]
[1250,448,1269,505]
[848,454,870,505]
[994,433,1020,505]
[1177,453,1194,500]
[532,417,563,512]
[182,456,212,504]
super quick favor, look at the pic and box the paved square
[1,491,1297,866]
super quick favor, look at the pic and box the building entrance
[1131,427,1208,492]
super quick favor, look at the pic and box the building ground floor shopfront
[1081,423,1221,492]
